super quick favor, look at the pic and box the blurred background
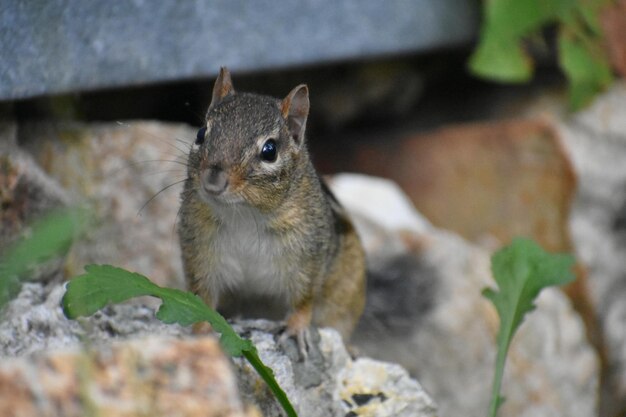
[2,1,626,416]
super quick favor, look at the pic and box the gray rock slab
[0,0,479,100]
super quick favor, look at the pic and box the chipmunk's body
[178,68,365,343]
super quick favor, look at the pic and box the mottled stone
[0,336,255,417]
[338,357,437,417]
[331,174,599,417]
[0,123,70,294]
[0,122,69,252]
[348,119,576,253]
[0,283,188,357]
[0,282,437,417]
[19,121,192,287]
[232,320,438,417]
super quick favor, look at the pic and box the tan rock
[0,336,257,417]
[0,122,69,252]
[349,119,576,253]
[19,121,192,288]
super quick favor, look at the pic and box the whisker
[173,136,193,150]
[131,159,189,168]
[96,162,187,185]
[137,169,187,177]
[116,120,192,158]
[137,179,187,216]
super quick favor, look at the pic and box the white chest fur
[207,203,294,299]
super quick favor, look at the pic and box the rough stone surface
[331,174,599,417]
[0,283,188,357]
[0,282,437,417]
[0,122,69,253]
[232,320,437,417]
[0,335,254,417]
[0,0,478,100]
[0,122,70,291]
[545,82,626,415]
[18,121,191,288]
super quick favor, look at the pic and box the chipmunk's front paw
[279,325,312,361]
[279,303,313,360]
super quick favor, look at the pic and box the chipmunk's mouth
[197,185,246,205]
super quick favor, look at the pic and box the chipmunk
[178,68,366,353]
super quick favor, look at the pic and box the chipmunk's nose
[200,166,228,195]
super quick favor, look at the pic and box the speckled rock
[0,283,188,357]
[0,335,256,417]
[0,282,437,417]
[330,174,599,417]
[1,122,69,250]
[232,320,437,417]
[0,122,70,294]
[18,121,192,287]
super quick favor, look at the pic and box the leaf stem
[487,340,509,417]
[243,349,298,417]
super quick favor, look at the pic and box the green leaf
[468,0,616,109]
[558,24,613,110]
[484,0,574,38]
[0,208,90,309]
[62,265,248,356]
[62,265,297,417]
[483,238,575,417]
[469,0,577,82]
[469,36,533,82]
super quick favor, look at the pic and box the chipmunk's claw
[279,326,311,361]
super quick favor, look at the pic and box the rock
[330,174,599,417]
[547,82,626,416]
[0,283,188,357]
[0,282,438,417]
[601,0,626,78]
[232,320,437,417]
[0,335,256,417]
[0,122,70,294]
[345,118,576,253]
[0,122,69,252]
[18,121,192,288]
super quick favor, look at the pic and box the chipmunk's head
[188,67,310,212]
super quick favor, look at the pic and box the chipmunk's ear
[208,67,235,111]
[281,84,309,147]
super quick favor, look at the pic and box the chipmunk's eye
[195,127,207,145]
[260,139,277,162]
